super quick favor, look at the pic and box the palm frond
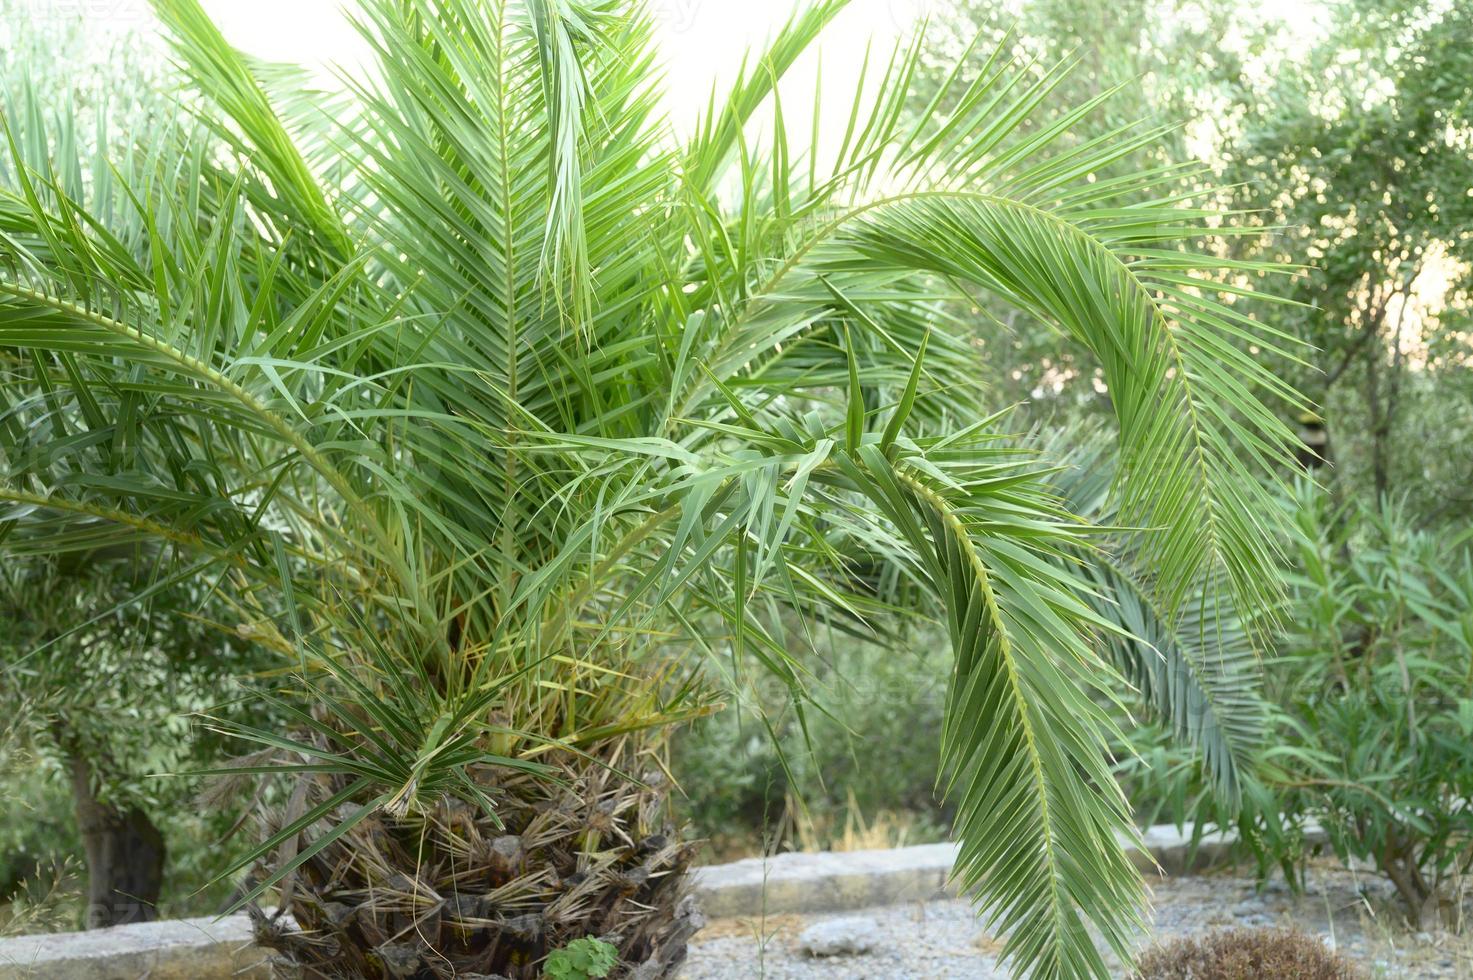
[1042,428,1266,805]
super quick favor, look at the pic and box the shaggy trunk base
[250,755,703,979]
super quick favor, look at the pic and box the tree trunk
[66,751,166,928]
[1363,323,1386,502]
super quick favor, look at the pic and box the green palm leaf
[1045,428,1265,805]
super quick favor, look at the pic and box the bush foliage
[1258,488,1473,925]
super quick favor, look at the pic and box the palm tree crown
[0,1,1304,976]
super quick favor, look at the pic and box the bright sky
[52,0,1327,148]
[194,0,941,145]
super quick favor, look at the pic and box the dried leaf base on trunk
[247,757,702,979]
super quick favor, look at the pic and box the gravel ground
[684,862,1473,978]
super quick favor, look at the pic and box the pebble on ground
[684,862,1473,979]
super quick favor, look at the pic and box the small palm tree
[0,0,1303,976]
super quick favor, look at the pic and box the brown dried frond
[198,747,280,812]
[1132,927,1364,980]
[252,740,703,979]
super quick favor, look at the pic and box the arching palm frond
[1045,428,1265,806]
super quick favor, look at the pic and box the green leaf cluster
[543,936,617,980]
[1254,484,1473,925]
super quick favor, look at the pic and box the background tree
[0,0,273,931]
[0,561,267,927]
[911,0,1280,416]
[1222,0,1473,513]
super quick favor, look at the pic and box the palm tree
[0,0,1305,976]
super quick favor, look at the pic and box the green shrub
[672,633,952,855]
[1132,928,1360,979]
[1260,486,1473,926]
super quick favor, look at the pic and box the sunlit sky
[25,0,1459,366]
[45,0,1330,147]
[193,0,953,142]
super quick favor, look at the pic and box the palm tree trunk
[65,749,166,928]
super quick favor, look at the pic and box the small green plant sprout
[543,936,618,980]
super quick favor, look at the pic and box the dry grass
[788,792,928,854]
[1133,927,1363,980]
[0,855,82,938]
[695,913,806,943]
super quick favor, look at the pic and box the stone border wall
[0,824,1241,979]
